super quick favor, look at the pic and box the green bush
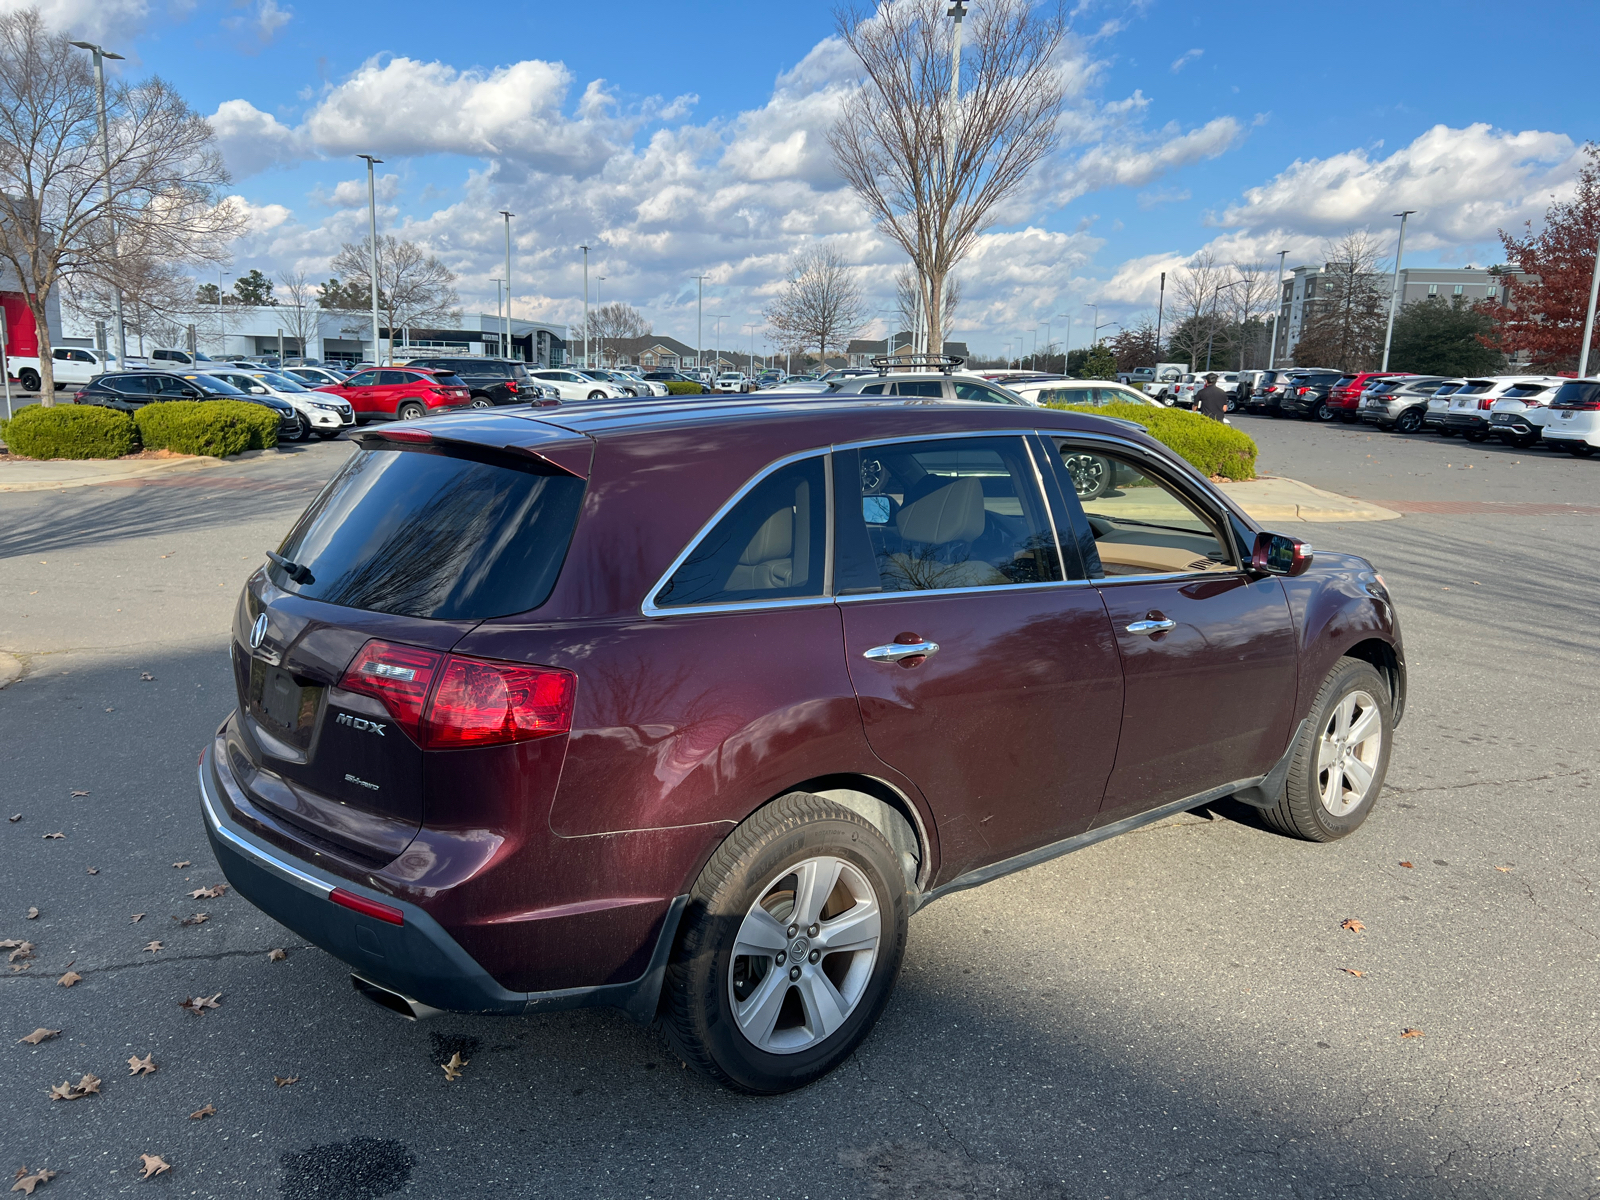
[665,381,705,395]
[0,403,137,459]
[1049,401,1259,481]
[134,401,277,457]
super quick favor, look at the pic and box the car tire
[1261,658,1393,843]
[1394,408,1423,434]
[396,401,425,421]
[662,791,908,1095]
[290,414,311,442]
[1313,400,1335,422]
[587,390,605,399]
[470,396,492,409]
[1567,443,1595,457]
[1061,452,1111,501]
[19,368,40,392]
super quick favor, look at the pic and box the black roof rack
[869,353,965,376]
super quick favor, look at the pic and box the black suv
[403,358,552,407]
[1278,371,1344,420]
[74,371,299,438]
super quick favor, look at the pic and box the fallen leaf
[1337,967,1366,978]
[68,791,87,798]
[46,1082,76,1102]
[179,992,222,1016]
[1399,861,1413,868]
[75,1073,100,1095]
[47,1072,102,1102]
[188,885,228,900]
[42,833,63,840]
[85,868,98,876]
[130,913,145,923]
[1494,866,1513,873]
[0,939,16,949]
[188,1104,215,1120]
[1340,918,1365,934]
[8,942,35,962]
[273,1074,299,1087]
[143,940,162,953]
[56,971,81,988]
[103,708,113,713]
[440,1051,468,1081]
[18,1028,61,1045]
[267,948,286,962]
[137,1155,170,1180]
[171,861,191,870]
[10,1167,56,1194]
[26,907,38,919]
[6,814,19,823]
[128,1054,157,1076]
[140,672,155,681]
[1401,1027,1424,1039]
[177,913,209,927]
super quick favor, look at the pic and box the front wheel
[1262,658,1393,842]
[396,401,425,421]
[1062,452,1111,501]
[663,792,908,1094]
[19,368,40,392]
[290,414,311,442]
[587,390,605,399]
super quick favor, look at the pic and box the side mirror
[1252,532,1313,577]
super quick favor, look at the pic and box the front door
[1047,437,1299,825]
[832,437,1123,882]
[339,370,383,419]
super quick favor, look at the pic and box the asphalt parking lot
[2,418,1597,1199]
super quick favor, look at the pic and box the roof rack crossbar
[869,352,965,376]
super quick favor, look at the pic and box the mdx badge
[249,613,269,649]
[336,712,386,737]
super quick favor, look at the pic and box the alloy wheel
[1062,452,1109,500]
[1395,409,1422,433]
[1316,690,1383,817]
[470,397,492,409]
[728,856,882,1055]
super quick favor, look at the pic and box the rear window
[272,446,586,620]
[428,372,467,388]
[1551,382,1600,408]
[1456,382,1492,395]
[1501,383,1550,399]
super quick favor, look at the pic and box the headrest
[739,507,793,564]
[896,476,986,545]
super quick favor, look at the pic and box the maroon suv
[199,396,1406,1093]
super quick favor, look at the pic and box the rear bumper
[1442,412,1490,432]
[198,743,685,1022]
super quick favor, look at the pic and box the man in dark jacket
[1195,372,1229,421]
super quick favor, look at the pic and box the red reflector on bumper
[330,888,404,925]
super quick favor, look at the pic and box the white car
[714,372,751,393]
[1487,380,1564,448]
[1539,378,1600,456]
[13,347,140,392]
[1007,379,1161,408]
[284,366,349,389]
[1172,371,1239,409]
[528,369,626,401]
[203,366,355,441]
[1440,374,1568,441]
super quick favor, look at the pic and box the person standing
[1195,372,1229,421]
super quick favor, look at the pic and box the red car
[200,397,1406,1094]
[1325,372,1403,423]
[316,366,471,422]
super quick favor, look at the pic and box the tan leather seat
[725,508,794,591]
[882,477,1007,590]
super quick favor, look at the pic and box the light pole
[745,322,757,376]
[69,40,128,371]
[1266,249,1290,370]
[499,210,514,361]
[945,1,967,169]
[1581,231,1600,378]
[1380,213,1416,371]
[596,276,605,367]
[493,278,503,340]
[1156,271,1166,358]
[357,154,383,364]
[713,314,729,374]
[1085,305,1099,344]
[579,246,590,368]
[694,275,707,373]
[1205,279,1245,371]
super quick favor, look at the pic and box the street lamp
[596,276,605,367]
[713,314,730,374]
[1380,213,1416,371]
[693,275,708,373]
[356,155,383,364]
[69,40,127,371]
[579,246,590,368]
[499,210,514,361]
[1206,279,1246,372]
[744,322,758,376]
[945,1,968,169]
[1266,250,1290,370]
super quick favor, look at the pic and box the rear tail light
[74,390,87,403]
[505,381,518,394]
[338,640,576,749]
[1479,398,1495,410]
[329,888,404,925]
[1559,400,1600,410]
[1297,387,1310,396]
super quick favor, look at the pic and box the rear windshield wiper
[265,550,315,585]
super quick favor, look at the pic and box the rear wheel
[1262,658,1393,843]
[19,368,40,392]
[469,396,492,409]
[396,401,425,421]
[663,792,908,1094]
[1394,408,1423,434]
[1313,400,1335,422]
[1061,452,1111,501]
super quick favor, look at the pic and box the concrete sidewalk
[0,451,228,492]
[1218,475,1401,523]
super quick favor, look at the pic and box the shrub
[665,381,705,395]
[134,401,277,457]
[1049,401,1258,481]
[0,403,137,459]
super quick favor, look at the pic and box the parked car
[313,366,472,423]
[756,370,788,389]
[1173,372,1241,412]
[205,366,356,441]
[1324,372,1404,423]
[1441,376,1567,441]
[201,397,1404,1096]
[1421,380,1466,432]
[73,370,301,440]
[1279,370,1346,420]
[403,357,555,408]
[1488,381,1565,448]
[1245,368,1305,414]
[148,348,221,369]
[642,370,703,387]
[527,369,626,402]
[820,371,1025,405]
[715,372,752,393]
[46,346,110,389]
[285,366,350,389]
[1356,377,1446,433]
[1007,380,1160,408]
[1536,378,1600,455]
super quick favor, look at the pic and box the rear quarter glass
[270,445,586,620]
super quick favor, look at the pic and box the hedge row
[664,381,706,395]
[0,401,277,460]
[1049,401,1258,481]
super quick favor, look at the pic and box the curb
[0,453,226,493]
[0,651,22,690]
[1217,477,1402,524]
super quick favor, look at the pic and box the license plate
[1491,414,1510,423]
[247,661,321,749]
[1561,411,1574,419]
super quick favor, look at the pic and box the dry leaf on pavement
[137,1155,170,1180]
[140,672,155,681]
[171,861,190,869]
[26,908,38,919]
[143,941,162,953]
[267,948,286,962]
[187,886,228,900]
[131,913,145,923]
[273,1074,299,1087]
[179,993,222,1016]
[177,913,209,927]
[7,815,19,823]
[1337,967,1366,977]
[69,791,88,798]
[188,1104,215,1120]
[84,868,98,876]
[1398,861,1413,868]
[1340,918,1365,933]
[8,942,35,962]
[41,833,63,840]
[56,971,81,988]
[1494,866,1513,873]
[440,1052,468,1081]
[47,1073,101,1101]
[128,1054,157,1076]
[1401,1027,1424,1038]
[0,940,20,948]
[18,1028,61,1045]
[10,1167,56,1194]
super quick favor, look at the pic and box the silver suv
[1356,376,1446,433]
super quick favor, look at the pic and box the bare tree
[0,8,240,400]
[765,246,868,362]
[331,235,459,360]
[894,267,960,344]
[830,0,1066,355]
[1292,229,1390,371]
[1227,262,1275,369]
[1166,251,1228,369]
[66,246,194,358]
[276,270,322,359]
[586,301,650,341]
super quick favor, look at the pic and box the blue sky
[35,0,1600,355]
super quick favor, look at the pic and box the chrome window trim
[641,446,833,619]
[836,578,1095,605]
[1024,433,1070,583]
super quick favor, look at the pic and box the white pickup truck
[1138,363,1187,404]
[7,347,147,393]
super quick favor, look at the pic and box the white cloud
[209,99,308,179]
[4,0,157,45]
[310,173,401,208]
[1170,48,1203,73]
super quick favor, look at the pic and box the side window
[1053,442,1234,578]
[111,376,153,396]
[893,380,945,398]
[653,455,828,609]
[153,376,192,397]
[378,370,411,385]
[859,382,888,395]
[345,371,378,387]
[833,437,1063,594]
[952,380,1013,404]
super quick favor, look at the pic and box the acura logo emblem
[250,614,269,649]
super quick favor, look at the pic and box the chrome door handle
[863,640,940,663]
[1125,619,1176,635]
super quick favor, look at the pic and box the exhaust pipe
[350,974,444,1021]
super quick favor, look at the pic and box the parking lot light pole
[1380,212,1416,371]
[596,277,605,367]
[357,155,383,364]
[1266,250,1289,370]
[69,40,128,371]
[579,246,590,368]
[499,211,514,361]
[713,314,729,375]
[1579,228,1600,379]
[693,275,709,373]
